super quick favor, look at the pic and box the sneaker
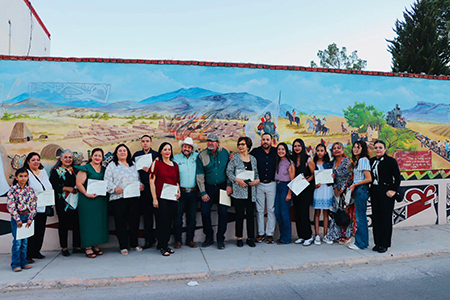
[348,243,362,250]
[323,235,333,245]
[132,246,143,252]
[266,236,274,244]
[303,236,314,246]
[255,235,265,243]
[314,235,321,245]
[294,238,305,244]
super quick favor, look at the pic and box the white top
[104,161,140,201]
[28,169,52,213]
[353,157,371,184]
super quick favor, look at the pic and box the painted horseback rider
[257,111,280,143]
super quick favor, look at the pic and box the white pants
[256,182,276,236]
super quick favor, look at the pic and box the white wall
[0,0,51,56]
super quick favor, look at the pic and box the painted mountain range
[403,101,450,124]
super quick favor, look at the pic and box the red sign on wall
[394,151,432,170]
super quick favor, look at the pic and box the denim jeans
[11,215,30,270]
[201,183,228,243]
[274,182,292,244]
[354,184,370,249]
[174,190,198,243]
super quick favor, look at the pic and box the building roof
[22,0,51,39]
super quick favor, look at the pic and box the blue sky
[29,0,416,71]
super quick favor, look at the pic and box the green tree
[387,0,450,75]
[379,125,417,154]
[343,102,385,132]
[310,43,367,70]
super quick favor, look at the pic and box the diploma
[135,154,153,171]
[288,173,310,196]
[160,183,178,201]
[66,193,79,209]
[37,190,55,207]
[87,179,107,196]
[123,181,141,198]
[236,170,255,181]
[219,189,231,207]
[314,169,334,185]
[16,222,35,240]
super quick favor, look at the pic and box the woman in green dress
[75,148,109,258]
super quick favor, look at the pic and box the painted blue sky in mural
[1,60,450,119]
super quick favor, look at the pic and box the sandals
[85,247,97,258]
[167,247,175,254]
[93,246,103,256]
[160,248,170,256]
[120,249,129,255]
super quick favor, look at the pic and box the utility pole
[8,20,12,55]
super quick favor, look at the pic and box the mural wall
[0,57,449,252]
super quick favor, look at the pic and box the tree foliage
[310,43,367,70]
[379,126,417,154]
[387,0,450,75]
[343,102,385,132]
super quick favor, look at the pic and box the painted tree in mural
[379,126,417,154]
[343,102,385,132]
[310,43,367,70]
[387,0,450,75]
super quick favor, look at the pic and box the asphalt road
[3,253,450,300]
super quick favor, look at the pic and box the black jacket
[370,154,401,192]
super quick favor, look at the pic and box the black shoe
[246,239,256,247]
[35,253,45,259]
[377,247,388,253]
[73,248,83,254]
[217,242,225,250]
[202,239,214,248]
[237,239,244,247]
[372,245,381,252]
[143,242,154,249]
[62,249,70,257]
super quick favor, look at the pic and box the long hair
[24,152,44,170]
[52,149,75,170]
[88,148,104,163]
[158,142,174,161]
[12,167,29,186]
[313,144,330,164]
[291,138,308,174]
[275,142,292,173]
[352,141,370,168]
[112,144,134,166]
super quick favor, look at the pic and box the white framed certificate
[219,189,231,206]
[37,190,55,207]
[288,173,310,196]
[135,154,153,171]
[16,222,35,240]
[87,179,107,196]
[160,183,178,201]
[66,193,79,209]
[314,169,334,185]
[236,170,255,181]
[123,182,141,198]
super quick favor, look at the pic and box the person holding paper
[226,137,260,248]
[105,144,144,255]
[312,144,333,246]
[50,150,82,257]
[25,152,52,263]
[75,148,109,258]
[132,135,158,249]
[172,137,199,249]
[274,143,295,245]
[290,139,315,246]
[347,141,372,251]
[150,142,180,256]
[7,167,37,272]
[196,133,232,250]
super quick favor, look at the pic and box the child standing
[7,167,37,272]
[311,144,334,246]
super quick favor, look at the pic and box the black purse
[330,193,351,227]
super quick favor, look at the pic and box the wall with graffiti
[0,57,449,252]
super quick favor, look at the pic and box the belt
[261,180,274,184]
[181,187,197,193]
[19,211,29,215]
[206,182,226,187]
[275,180,289,184]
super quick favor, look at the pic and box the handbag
[330,193,350,227]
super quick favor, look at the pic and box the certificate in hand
[236,170,255,181]
[135,154,153,171]
[87,179,107,196]
[314,169,334,185]
[288,173,310,196]
[160,183,178,201]
[123,182,141,198]
[66,193,79,209]
[344,189,352,205]
[219,189,231,207]
[37,190,55,207]
[16,221,35,240]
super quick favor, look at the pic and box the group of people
[6,132,401,272]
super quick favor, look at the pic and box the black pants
[111,197,140,250]
[155,198,177,250]
[233,197,255,239]
[140,184,156,244]
[293,186,313,240]
[55,198,81,249]
[370,186,395,248]
[27,212,47,258]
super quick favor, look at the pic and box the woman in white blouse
[25,152,53,263]
[104,144,144,255]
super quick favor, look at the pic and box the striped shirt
[353,157,370,184]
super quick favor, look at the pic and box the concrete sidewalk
[1,224,450,292]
